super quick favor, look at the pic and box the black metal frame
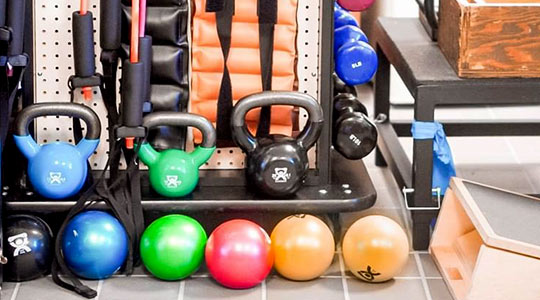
[373,17,540,250]
[0,0,377,286]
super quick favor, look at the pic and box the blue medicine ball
[62,211,128,279]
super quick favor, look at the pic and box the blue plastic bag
[411,121,456,195]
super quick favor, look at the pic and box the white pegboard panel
[34,0,113,170]
[34,0,321,171]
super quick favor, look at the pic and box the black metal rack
[0,0,378,286]
[373,17,540,250]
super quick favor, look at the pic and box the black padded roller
[100,0,121,50]
[121,61,145,127]
[72,11,96,78]
[139,36,153,102]
[6,0,25,55]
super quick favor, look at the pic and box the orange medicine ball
[271,215,335,281]
[342,215,409,282]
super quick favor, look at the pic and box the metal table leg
[374,43,390,167]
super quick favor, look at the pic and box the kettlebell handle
[15,103,101,140]
[143,112,217,148]
[231,91,324,152]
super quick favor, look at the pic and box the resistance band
[411,121,456,195]
[207,0,234,145]
[206,0,278,143]
[255,0,277,137]
[52,1,146,297]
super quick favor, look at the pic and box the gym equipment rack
[0,0,377,285]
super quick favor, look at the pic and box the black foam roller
[0,0,6,27]
[6,0,25,55]
[139,36,153,102]
[100,0,121,50]
[72,11,96,78]
[121,61,145,127]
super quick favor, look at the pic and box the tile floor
[3,83,540,299]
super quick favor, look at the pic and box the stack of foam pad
[121,0,189,150]
[190,0,298,143]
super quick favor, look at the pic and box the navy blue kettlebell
[14,103,101,199]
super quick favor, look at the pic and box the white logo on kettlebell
[165,175,181,188]
[272,168,291,183]
[351,61,363,69]
[48,172,66,185]
[8,233,32,257]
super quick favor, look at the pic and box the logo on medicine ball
[286,214,307,220]
[357,266,380,281]
[8,232,32,257]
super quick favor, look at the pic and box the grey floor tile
[372,187,404,209]
[419,254,441,278]
[184,277,261,300]
[16,277,98,300]
[489,104,540,120]
[505,137,540,163]
[1,282,17,300]
[427,279,453,300]
[347,278,427,300]
[266,277,344,300]
[99,277,180,300]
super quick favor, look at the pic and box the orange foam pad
[191,0,298,142]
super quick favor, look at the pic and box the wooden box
[438,0,540,78]
[430,178,540,300]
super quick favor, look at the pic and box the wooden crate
[438,0,540,78]
[430,178,540,300]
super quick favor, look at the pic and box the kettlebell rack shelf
[4,152,376,214]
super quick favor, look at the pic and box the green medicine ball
[140,215,207,280]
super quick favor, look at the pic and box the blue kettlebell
[13,103,101,199]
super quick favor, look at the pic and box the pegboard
[33,0,321,171]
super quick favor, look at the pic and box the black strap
[53,47,145,298]
[208,0,234,145]
[52,142,141,298]
[256,0,277,137]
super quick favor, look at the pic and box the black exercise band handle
[72,11,96,78]
[231,91,324,152]
[121,61,145,128]
[15,103,101,140]
[143,112,217,148]
[100,0,121,50]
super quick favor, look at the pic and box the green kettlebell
[138,112,216,197]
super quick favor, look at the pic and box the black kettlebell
[4,215,53,282]
[231,91,324,197]
[333,93,377,160]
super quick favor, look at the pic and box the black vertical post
[411,88,436,250]
[318,0,334,184]
[374,43,390,166]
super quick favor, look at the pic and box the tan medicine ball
[271,214,335,281]
[342,215,409,282]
